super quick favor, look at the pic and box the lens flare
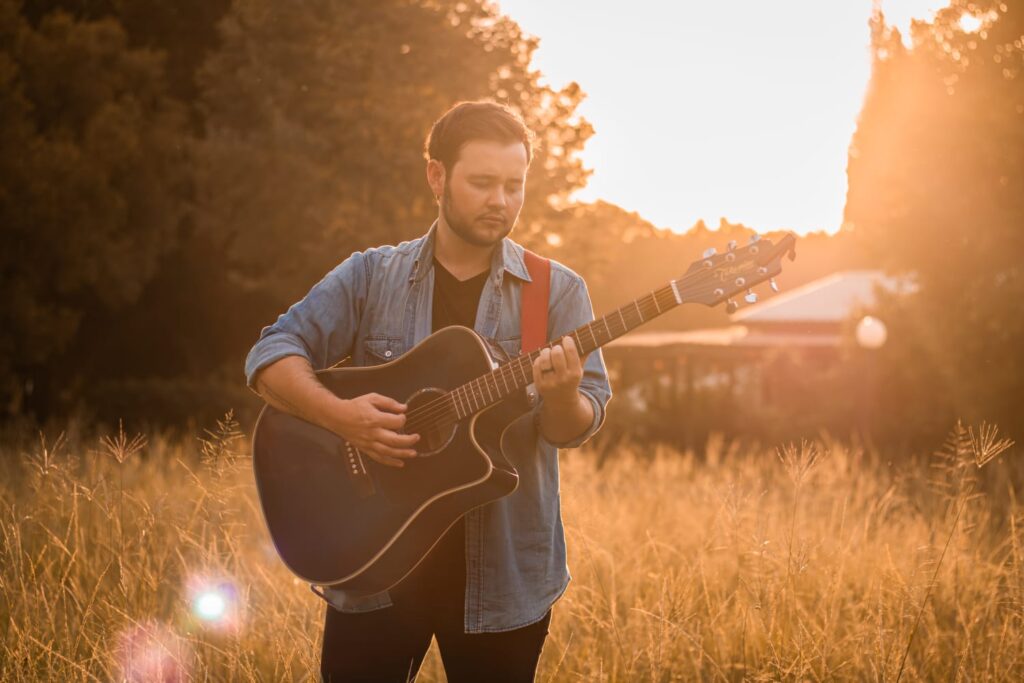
[116,621,192,683]
[194,590,227,621]
[186,575,241,632]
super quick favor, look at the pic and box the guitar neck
[447,283,682,419]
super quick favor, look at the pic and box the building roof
[606,325,839,351]
[730,269,914,324]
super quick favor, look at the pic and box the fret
[603,315,613,340]
[498,366,509,394]
[519,356,532,386]
[571,330,584,354]
[651,291,661,314]
[512,357,526,386]
[479,378,491,405]
[458,385,470,415]
[633,299,645,324]
[451,388,462,419]
[617,308,627,333]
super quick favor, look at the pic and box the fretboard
[443,283,681,420]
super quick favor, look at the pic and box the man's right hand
[331,393,420,468]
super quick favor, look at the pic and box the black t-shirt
[431,256,489,332]
[393,257,489,605]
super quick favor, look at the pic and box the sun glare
[958,12,984,33]
[497,0,952,235]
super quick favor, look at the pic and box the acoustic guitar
[252,232,797,594]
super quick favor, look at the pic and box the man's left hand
[532,335,585,404]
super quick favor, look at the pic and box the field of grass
[1,414,1021,681]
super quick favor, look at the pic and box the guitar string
[402,261,767,433]
[401,289,674,432]
[403,255,761,430]
[401,269,711,429]
[402,274,749,434]
[402,286,678,432]
[404,288,693,433]
[401,272,755,433]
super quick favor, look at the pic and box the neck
[433,217,495,280]
[404,282,684,431]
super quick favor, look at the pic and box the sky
[496,0,949,235]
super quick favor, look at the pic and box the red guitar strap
[521,249,551,354]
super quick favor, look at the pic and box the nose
[487,186,507,210]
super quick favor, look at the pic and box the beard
[441,184,514,248]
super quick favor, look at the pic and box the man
[245,101,612,682]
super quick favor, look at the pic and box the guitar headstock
[675,233,797,312]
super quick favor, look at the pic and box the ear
[426,159,446,202]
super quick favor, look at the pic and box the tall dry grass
[1,415,1021,681]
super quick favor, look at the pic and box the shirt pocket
[362,335,404,366]
[492,336,522,363]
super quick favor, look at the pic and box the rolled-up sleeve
[534,270,612,449]
[244,251,368,390]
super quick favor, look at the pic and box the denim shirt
[244,223,612,633]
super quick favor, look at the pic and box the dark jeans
[320,518,551,682]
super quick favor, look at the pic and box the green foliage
[845,0,1024,441]
[0,0,190,413]
[0,0,594,422]
[197,0,592,300]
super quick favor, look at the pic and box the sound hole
[405,387,457,457]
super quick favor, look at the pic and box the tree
[196,0,592,304]
[844,1,1024,440]
[0,0,189,415]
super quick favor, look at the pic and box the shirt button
[384,350,393,358]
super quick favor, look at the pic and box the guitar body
[252,326,529,594]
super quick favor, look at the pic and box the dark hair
[425,101,534,173]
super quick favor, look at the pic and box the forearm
[539,390,594,445]
[253,355,347,433]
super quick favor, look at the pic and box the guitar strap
[521,249,551,353]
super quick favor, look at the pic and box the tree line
[1,0,592,424]
[846,0,1024,443]
[2,0,1021,446]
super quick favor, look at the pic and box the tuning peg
[748,234,761,243]
[703,247,717,258]
[727,240,737,251]
[744,289,758,304]
[769,278,779,293]
[725,299,739,314]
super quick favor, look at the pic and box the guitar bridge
[342,440,376,499]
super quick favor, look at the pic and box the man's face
[440,139,528,248]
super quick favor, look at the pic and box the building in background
[602,270,913,447]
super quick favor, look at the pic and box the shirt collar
[411,221,532,284]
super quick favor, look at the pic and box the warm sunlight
[497,0,950,235]
[6,0,1022,679]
